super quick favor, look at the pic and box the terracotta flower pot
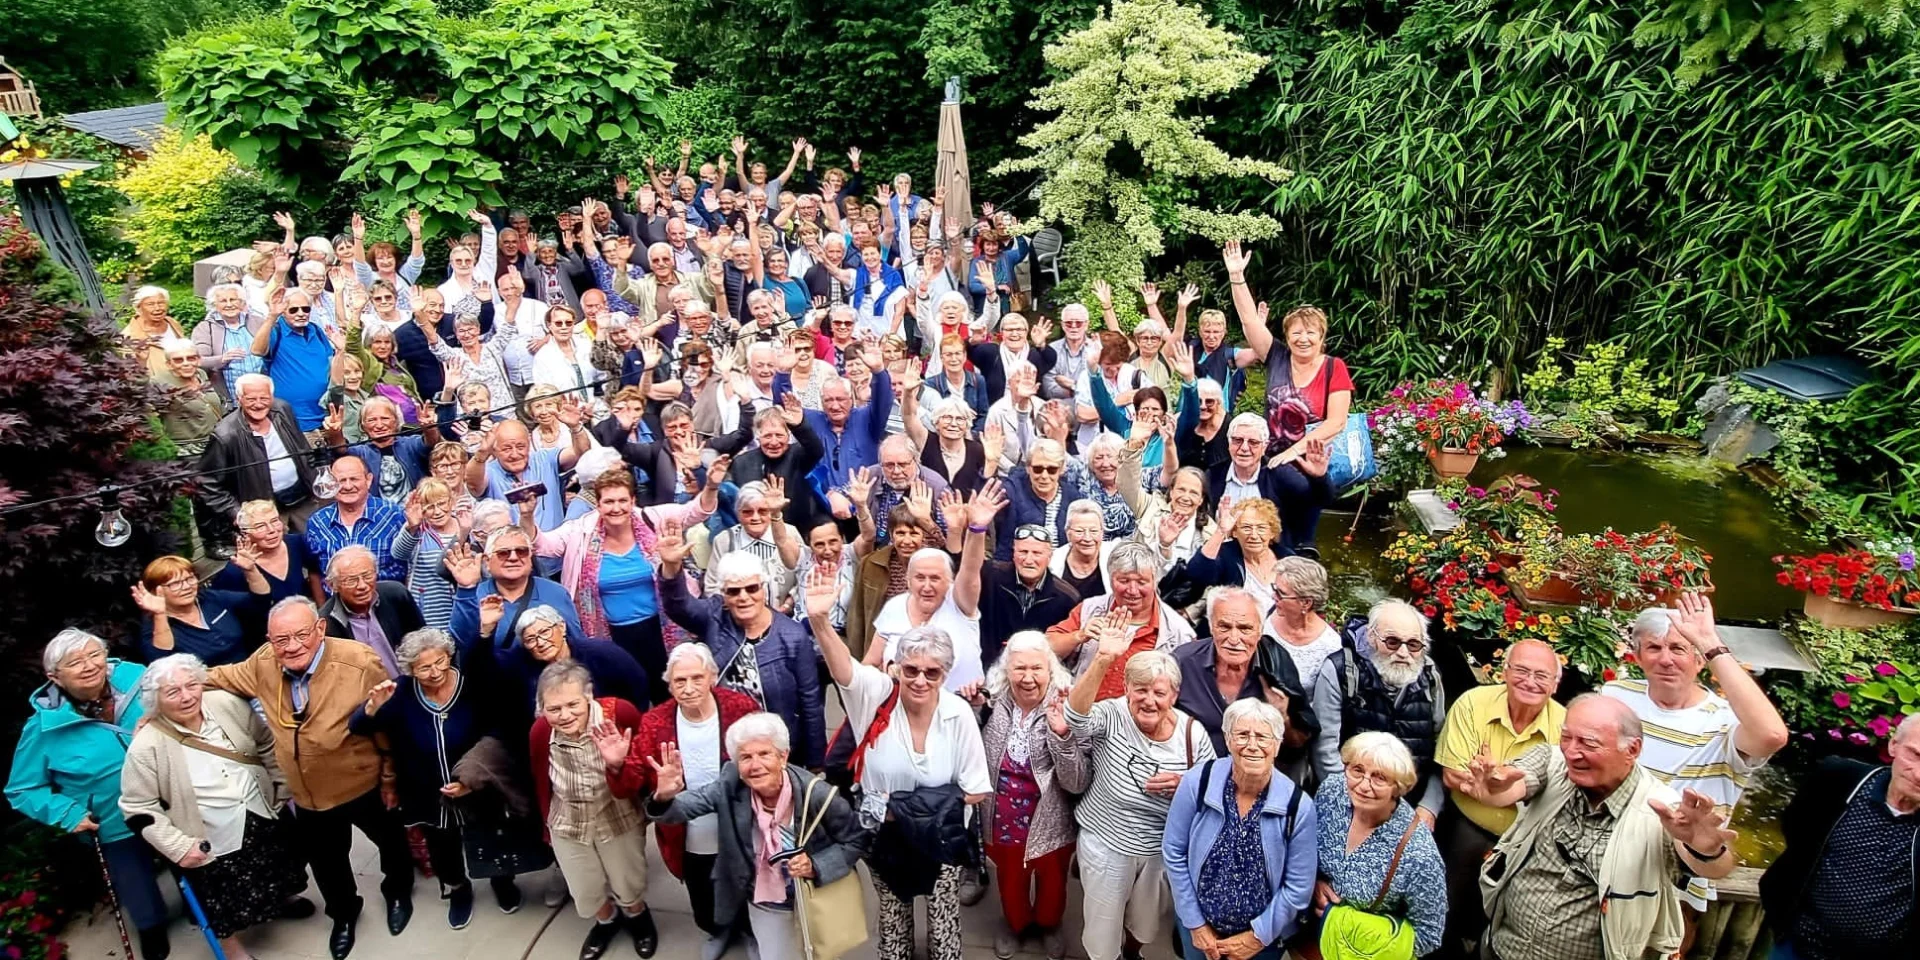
[1510,573,1590,607]
[1650,579,1716,608]
[1802,592,1920,630]
[1429,447,1479,480]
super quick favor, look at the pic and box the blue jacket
[5,660,150,842]
[658,572,827,767]
[922,368,990,433]
[450,579,586,656]
[1164,757,1318,948]
[797,370,893,491]
[992,465,1087,562]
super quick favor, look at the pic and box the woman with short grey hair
[982,633,1079,958]
[499,602,650,713]
[1266,555,1342,695]
[704,480,802,611]
[351,628,526,925]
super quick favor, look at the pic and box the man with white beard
[1311,599,1449,826]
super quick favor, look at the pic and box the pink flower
[1875,662,1898,677]
[1848,731,1872,745]
[1869,716,1894,738]
[1844,674,1865,684]
[1832,692,1852,709]
[1828,728,1844,739]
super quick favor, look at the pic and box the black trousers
[1440,807,1501,958]
[609,616,669,706]
[684,851,721,935]
[292,788,415,920]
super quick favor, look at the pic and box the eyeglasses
[1505,666,1556,686]
[1374,634,1426,654]
[242,519,283,533]
[492,546,532,559]
[1228,436,1263,448]
[1012,525,1052,542]
[333,572,376,588]
[831,319,854,327]
[1231,731,1279,746]
[267,626,316,647]
[1029,464,1062,475]
[722,583,765,598]
[899,663,945,682]
[1345,766,1394,791]
[371,295,395,303]
[161,578,199,591]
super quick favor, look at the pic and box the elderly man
[250,287,335,431]
[862,482,1005,690]
[337,397,439,501]
[392,288,493,405]
[804,362,893,492]
[304,456,408,583]
[1602,594,1789,908]
[977,522,1082,668]
[199,373,321,537]
[1045,301,1100,403]
[1462,694,1739,960]
[446,528,585,653]
[1761,714,1919,960]
[318,545,425,679]
[464,415,592,538]
[523,237,587,313]
[1045,541,1197,698]
[994,438,1086,560]
[725,398,828,533]
[1170,587,1299,755]
[851,434,950,547]
[1205,415,1331,556]
[1311,598,1448,824]
[656,529,828,767]
[206,597,415,958]
[1434,638,1566,955]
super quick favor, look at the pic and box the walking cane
[178,863,230,960]
[89,828,138,960]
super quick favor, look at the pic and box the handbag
[1317,818,1421,960]
[791,776,870,960]
[1309,360,1376,490]
[460,816,555,879]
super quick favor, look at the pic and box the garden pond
[1319,445,1825,865]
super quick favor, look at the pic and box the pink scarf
[576,508,678,647]
[752,774,796,904]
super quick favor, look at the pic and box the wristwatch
[1700,645,1733,662]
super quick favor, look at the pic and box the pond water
[1315,444,1823,864]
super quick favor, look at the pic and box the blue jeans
[1174,923,1288,960]
[99,835,169,932]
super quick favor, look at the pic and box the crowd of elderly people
[7,144,1902,960]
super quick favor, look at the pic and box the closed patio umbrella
[935,77,973,237]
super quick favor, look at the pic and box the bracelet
[1701,645,1732,662]
[966,523,990,534]
[1684,841,1729,861]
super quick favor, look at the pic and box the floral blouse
[1311,776,1449,956]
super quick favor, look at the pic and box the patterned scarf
[575,509,664,642]
[885,548,911,602]
[752,774,796,904]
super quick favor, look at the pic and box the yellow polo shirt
[1435,684,1566,834]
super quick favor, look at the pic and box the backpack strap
[1198,757,1218,809]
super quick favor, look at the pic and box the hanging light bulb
[309,455,339,500]
[94,490,132,547]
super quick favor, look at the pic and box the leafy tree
[993,0,1288,292]
[0,0,264,113]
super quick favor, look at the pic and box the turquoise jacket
[5,659,149,843]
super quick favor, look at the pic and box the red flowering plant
[1810,661,1918,751]
[0,824,73,960]
[1775,539,1920,611]
[1440,475,1558,545]
[1366,379,1534,488]
[1517,524,1711,606]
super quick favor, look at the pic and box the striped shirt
[391,526,458,630]
[1066,698,1216,857]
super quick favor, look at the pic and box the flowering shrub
[1833,661,1917,742]
[1367,379,1532,488]
[1515,524,1712,604]
[1775,539,1920,610]
[1441,475,1558,544]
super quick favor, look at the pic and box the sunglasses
[1375,634,1426,654]
[285,306,312,315]
[722,583,765,598]
[899,663,945,682]
[1029,464,1062,475]
[1229,436,1263,447]
[492,547,532,559]
[371,295,395,303]
[1012,525,1052,542]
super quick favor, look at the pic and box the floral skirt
[182,812,309,939]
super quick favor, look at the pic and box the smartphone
[505,482,548,505]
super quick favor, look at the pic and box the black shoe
[493,877,523,914]
[329,917,358,960]
[627,908,658,958]
[386,895,414,936]
[137,925,171,960]
[279,896,318,920]
[448,886,474,930]
[581,919,620,960]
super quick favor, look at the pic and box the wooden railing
[1689,867,1773,960]
[0,87,40,119]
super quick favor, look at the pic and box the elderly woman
[520,305,604,402]
[370,218,427,312]
[193,282,268,406]
[119,655,310,960]
[704,479,803,613]
[1043,542,1197,702]
[1054,622,1216,960]
[125,284,187,378]
[993,438,1086,561]
[530,661,660,960]
[526,385,589,456]
[360,278,413,337]
[1125,456,1209,570]
[351,629,524,925]
[132,553,270,666]
[1310,733,1447,958]
[1079,433,1139,539]
[632,644,768,951]
[534,465,718,693]
[645,711,872,960]
[212,500,324,604]
[982,633,1078,960]
[1051,499,1116,600]
[777,327,836,410]
[921,334,990,432]
[1265,556,1344,697]
[437,211,498,316]
[1188,498,1287,614]
[156,337,225,455]
[1245,296,1351,550]
[391,479,467,629]
[1165,699,1317,960]
[427,442,479,524]
[918,394,991,495]
[1175,375,1232,475]
[6,631,168,959]
[432,312,516,420]
[497,604,650,719]
[346,319,425,425]
[805,573,990,960]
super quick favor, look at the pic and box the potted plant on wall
[1777,538,1920,629]
[1367,379,1534,485]
[1442,475,1558,563]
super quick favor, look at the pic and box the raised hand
[731,134,747,155]
[1158,511,1187,547]
[847,146,861,167]
[712,343,739,377]
[938,488,968,533]
[908,480,934,524]
[981,422,1005,466]
[846,466,876,507]
[1214,496,1238,532]
[130,582,168,616]
[1093,615,1132,659]
[1651,788,1737,855]
[1222,240,1252,278]
[404,490,424,531]
[875,183,893,204]
[591,718,632,768]
[272,210,295,233]
[467,208,490,226]
[1029,315,1053,346]
[478,593,506,635]
[1667,592,1721,655]
[803,567,839,621]
[364,679,398,716]
[967,478,1009,527]
[781,392,805,426]
[1177,283,1201,310]
[613,173,630,196]
[680,139,694,158]
[1091,280,1113,308]
[656,521,691,568]
[1296,437,1330,478]
[893,359,923,394]
[1169,340,1196,381]
[443,542,484,588]
[1138,281,1160,304]
[405,208,423,237]
[556,394,586,429]
[231,541,261,573]
[1045,690,1070,737]
[705,455,732,490]
[762,475,791,514]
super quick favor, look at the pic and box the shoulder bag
[1316,817,1422,960]
[792,776,871,960]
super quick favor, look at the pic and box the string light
[308,449,340,500]
[93,489,131,547]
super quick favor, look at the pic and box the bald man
[1434,638,1566,955]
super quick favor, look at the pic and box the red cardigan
[634,688,761,878]
[529,696,647,835]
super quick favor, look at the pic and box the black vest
[1336,645,1441,796]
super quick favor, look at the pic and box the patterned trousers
[873,863,964,960]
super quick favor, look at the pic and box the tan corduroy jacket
[206,640,392,811]
[119,690,289,864]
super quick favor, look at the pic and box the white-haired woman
[1055,621,1216,960]
[119,655,309,960]
[982,633,1078,959]
[1164,699,1316,960]
[804,574,991,960]
[1082,432,1139,539]
[918,393,991,495]
[705,478,802,613]
[530,660,660,960]
[351,629,524,925]
[212,499,325,605]
[1051,498,1117,601]
[645,711,873,960]
[156,336,225,455]
[432,313,515,424]
[6,631,167,958]
[1126,463,1210,569]
[1310,733,1447,957]
[125,284,186,378]
[633,643,763,952]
